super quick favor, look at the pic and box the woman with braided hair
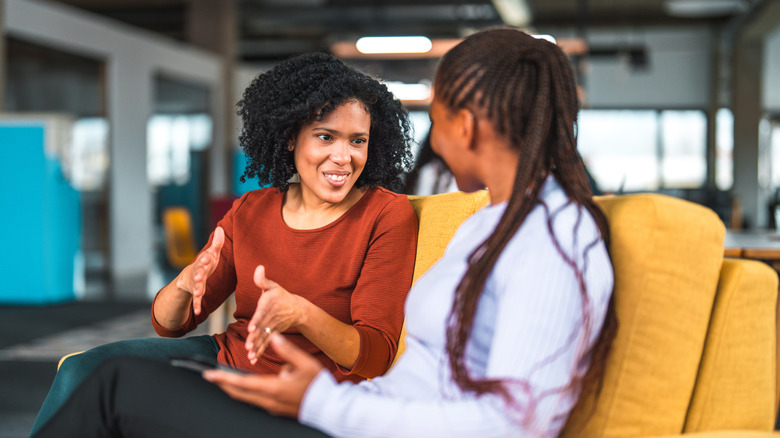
[33,28,616,438]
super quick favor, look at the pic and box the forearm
[295,297,360,370]
[153,268,195,331]
[299,372,521,438]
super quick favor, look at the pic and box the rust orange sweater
[152,186,418,382]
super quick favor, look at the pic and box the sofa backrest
[407,191,491,283]
[561,194,726,437]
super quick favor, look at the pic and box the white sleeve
[299,211,612,438]
[300,371,519,438]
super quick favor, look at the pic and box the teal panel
[0,123,79,304]
[233,150,268,196]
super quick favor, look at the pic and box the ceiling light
[491,0,532,27]
[356,37,433,54]
[384,81,432,103]
[332,39,460,59]
[664,0,747,17]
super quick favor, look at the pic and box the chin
[320,187,353,204]
[455,177,484,193]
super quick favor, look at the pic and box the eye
[317,133,333,141]
[352,137,368,146]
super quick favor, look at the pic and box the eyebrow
[313,127,369,137]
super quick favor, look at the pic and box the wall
[540,26,714,109]
[586,27,713,109]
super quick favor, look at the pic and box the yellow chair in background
[162,207,198,270]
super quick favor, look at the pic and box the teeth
[326,174,347,182]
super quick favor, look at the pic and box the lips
[323,172,350,187]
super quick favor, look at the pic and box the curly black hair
[237,52,414,193]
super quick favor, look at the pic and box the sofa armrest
[57,351,83,370]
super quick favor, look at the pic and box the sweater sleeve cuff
[150,293,193,338]
[337,325,393,379]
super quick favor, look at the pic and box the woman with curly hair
[30,52,418,435]
[34,28,617,438]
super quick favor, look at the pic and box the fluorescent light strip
[384,81,431,102]
[356,36,433,54]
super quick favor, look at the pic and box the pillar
[731,0,780,228]
[107,56,154,299]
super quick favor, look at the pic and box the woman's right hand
[176,226,225,315]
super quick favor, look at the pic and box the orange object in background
[163,207,198,270]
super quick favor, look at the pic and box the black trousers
[32,356,331,438]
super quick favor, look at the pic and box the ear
[455,109,476,151]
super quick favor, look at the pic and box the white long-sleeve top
[299,177,614,438]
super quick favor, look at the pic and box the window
[768,118,780,189]
[578,109,707,192]
[716,108,733,190]
[147,114,212,186]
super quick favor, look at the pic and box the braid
[437,27,617,426]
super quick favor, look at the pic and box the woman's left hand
[203,334,323,417]
[245,265,308,364]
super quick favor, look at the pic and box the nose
[330,141,351,166]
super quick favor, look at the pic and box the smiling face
[292,100,370,206]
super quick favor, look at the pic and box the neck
[477,142,520,205]
[283,184,365,229]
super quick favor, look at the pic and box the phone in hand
[170,355,250,375]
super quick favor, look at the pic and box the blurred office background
[0,0,779,436]
[2,0,780,304]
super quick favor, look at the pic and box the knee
[55,352,96,391]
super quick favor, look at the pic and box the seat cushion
[561,194,726,437]
[684,258,778,432]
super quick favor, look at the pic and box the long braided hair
[437,28,617,423]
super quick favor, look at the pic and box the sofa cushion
[561,194,725,437]
[684,258,778,432]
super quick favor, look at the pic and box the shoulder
[360,187,414,214]
[232,187,281,213]
[355,186,418,230]
[500,177,610,283]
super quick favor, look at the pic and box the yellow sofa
[59,190,780,437]
[406,190,779,438]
